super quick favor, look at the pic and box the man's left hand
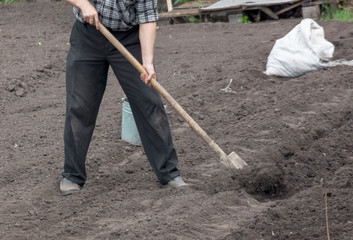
[141,64,156,87]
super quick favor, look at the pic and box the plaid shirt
[73,0,158,31]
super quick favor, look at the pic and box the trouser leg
[107,26,180,185]
[62,21,109,186]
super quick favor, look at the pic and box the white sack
[265,19,335,77]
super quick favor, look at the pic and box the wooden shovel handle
[98,23,229,162]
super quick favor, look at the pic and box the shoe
[166,176,188,189]
[60,178,81,196]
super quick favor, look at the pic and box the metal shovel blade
[223,151,248,169]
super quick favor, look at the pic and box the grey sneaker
[166,176,188,189]
[60,178,81,196]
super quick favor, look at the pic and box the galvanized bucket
[121,98,141,145]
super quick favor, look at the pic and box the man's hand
[140,64,156,87]
[81,2,100,30]
[65,0,100,30]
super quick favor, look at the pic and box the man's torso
[74,0,158,31]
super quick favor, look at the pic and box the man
[60,0,187,195]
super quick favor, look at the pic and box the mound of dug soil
[1,1,352,239]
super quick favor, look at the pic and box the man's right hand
[81,1,100,30]
[65,0,100,30]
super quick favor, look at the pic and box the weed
[238,15,252,24]
[321,3,353,22]
[189,16,201,23]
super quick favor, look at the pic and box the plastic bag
[265,19,335,77]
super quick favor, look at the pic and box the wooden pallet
[158,0,323,23]
[158,0,219,21]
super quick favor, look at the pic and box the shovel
[98,23,247,169]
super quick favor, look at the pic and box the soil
[1,1,353,239]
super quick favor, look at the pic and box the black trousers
[62,21,180,186]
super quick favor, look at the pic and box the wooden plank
[244,6,279,19]
[303,0,322,6]
[166,0,173,11]
[158,8,200,19]
[275,0,306,15]
[200,0,301,13]
[159,0,218,19]
[259,7,279,19]
[242,0,301,7]
[173,0,218,9]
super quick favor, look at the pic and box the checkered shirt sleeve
[73,0,158,31]
[135,0,158,24]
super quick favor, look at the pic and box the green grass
[321,4,353,22]
[175,0,190,5]
[331,7,353,22]
[0,0,26,4]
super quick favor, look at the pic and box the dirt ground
[1,1,353,239]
